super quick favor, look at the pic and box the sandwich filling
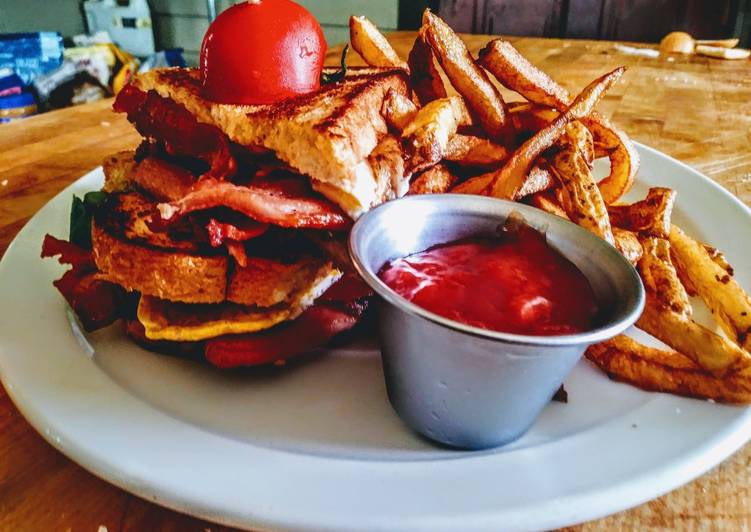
[42,65,409,367]
[126,67,411,218]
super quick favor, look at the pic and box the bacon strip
[206,218,269,247]
[134,157,196,201]
[41,235,122,331]
[114,85,236,180]
[204,274,370,367]
[204,301,365,368]
[319,273,374,302]
[41,234,95,269]
[225,240,249,267]
[159,178,350,230]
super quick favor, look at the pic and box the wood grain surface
[1,33,751,531]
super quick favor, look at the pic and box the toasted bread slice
[130,67,410,218]
[92,220,228,303]
[96,192,200,251]
[228,256,341,308]
[91,195,342,308]
[102,151,137,193]
[138,263,341,341]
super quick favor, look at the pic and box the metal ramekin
[349,194,644,450]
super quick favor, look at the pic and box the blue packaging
[0,32,64,86]
[0,91,38,123]
[0,68,25,96]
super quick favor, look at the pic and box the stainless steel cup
[349,194,644,450]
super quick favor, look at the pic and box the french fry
[444,134,508,167]
[516,164,555,198]
[508,102,559,136]
[402,96,469,172]
[669,225,751,351]
[703,244,734,276]
[637,237,692,318]
[484,67,625,200]
[453,163,552,196]
[368,134,409,201]
[381,88,418,132]
[349,16,407,69]
[632,234,751,374]
[676,243,736,296]
[479,40,569,108]
[408,32,448,105]
[409,164,459,195]
[613,228,643,266]
[549,122,614,245]
[596,130,640,204]
[674,262,699,297]
[607,187,677,238]
[451,171,493,195]
[637,292,751,375]
[528,190,569,219]
[479,39,639,204]
[421,10,511,141]
[586,335,751,404]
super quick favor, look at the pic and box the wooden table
[2,33,750,531]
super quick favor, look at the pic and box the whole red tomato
[200,0,326,105]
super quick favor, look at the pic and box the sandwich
[42,51,411,367]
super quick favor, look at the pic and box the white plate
[1,143,750,531]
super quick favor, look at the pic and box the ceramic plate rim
[1,142,751,531]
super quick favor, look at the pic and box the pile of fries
[349,11,751,403]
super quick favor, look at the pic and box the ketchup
[378,226,598,336]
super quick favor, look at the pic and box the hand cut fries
[408,33,448,105]
[401,96,469,172]
[703,244,734,276]
[586,335,751,404]
[479,39,639,204]
[669,225,751,351]
[368,134,409,201]
[515,164,555,198]
[549,122,614,245]
[637,237,692,318]
[607,187,676,238]
[453,163,553,197]
[381,89,418,132]
[451,171,494,195]
[508,103,559,136]
[365,11,751,403]
[675,242,736,296]
[421,10,511,141]
[613,228,643,266]
[408,164,458,195]
[479,40,570,109]
[485,67,624,200]
[630,302,751,375]
[349,16,407,69]
[635,240,751,375]
[528,191,569,219]
[444,135,508,167]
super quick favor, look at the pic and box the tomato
[200,0,326,105]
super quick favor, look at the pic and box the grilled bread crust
[92,220,228,303]
[130,67,410,217]
[227,257,338,308]
[92,219,341,308]
[91,192,341,307]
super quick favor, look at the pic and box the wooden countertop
[1,34,750,531]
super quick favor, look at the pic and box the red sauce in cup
[378,226,598,336]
